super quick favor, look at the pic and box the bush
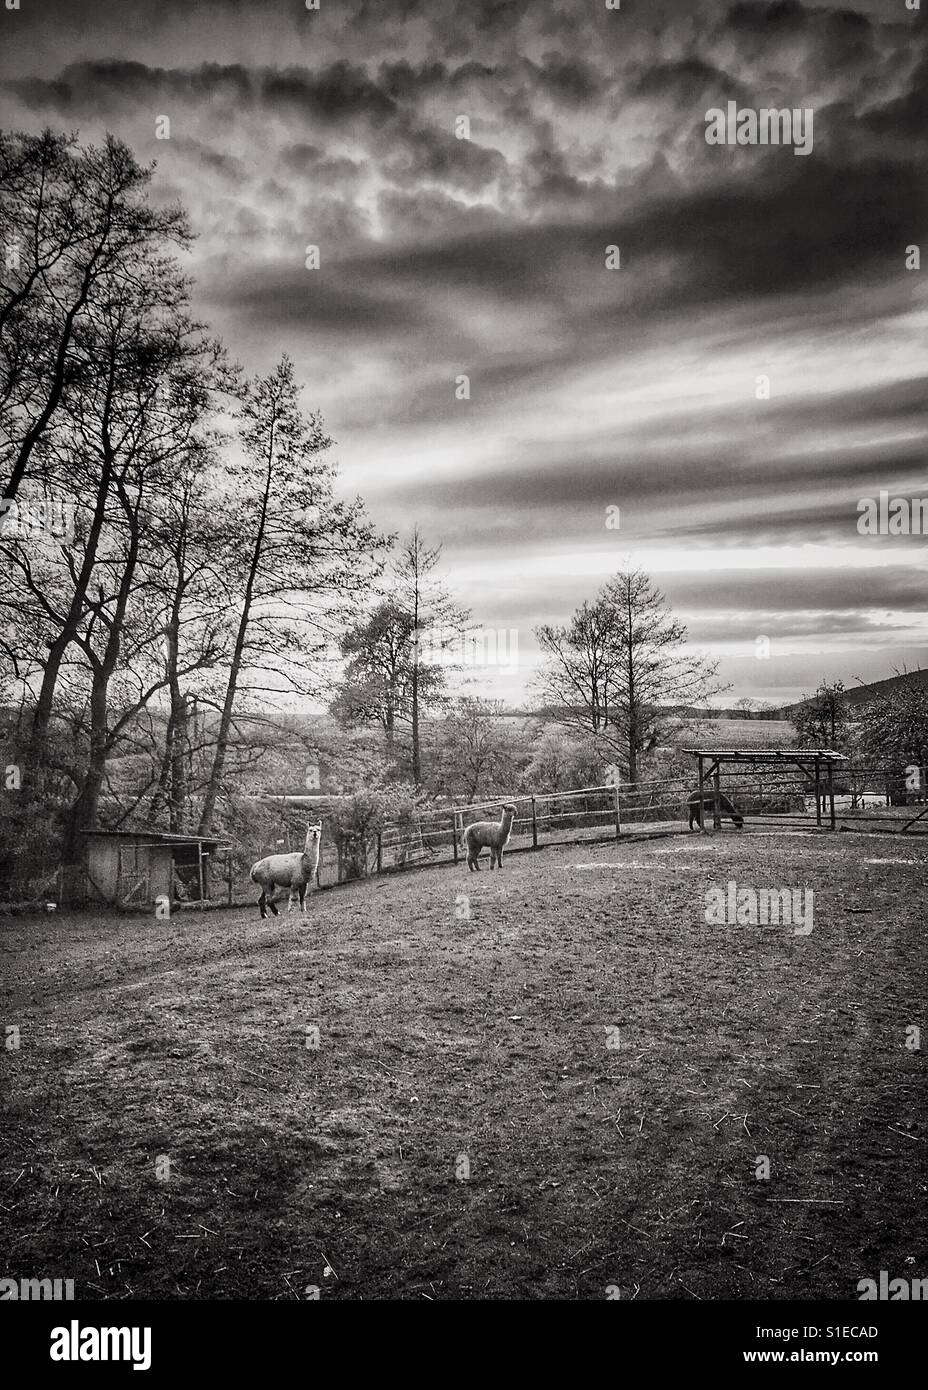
[327,784,419,880]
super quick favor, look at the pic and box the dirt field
[1,828,925,1300]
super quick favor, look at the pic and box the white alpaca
[464,804,516,872]
[250,823,321,918]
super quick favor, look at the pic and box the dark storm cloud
[631,57,750,103]
[727,0,816,35]
[220,267,430,337]
[527,54,604,105]
[862,54,928,144]
[200,146,921,361]
[6,59,398,123]
[382,442,927,537]
[664,568,928,615]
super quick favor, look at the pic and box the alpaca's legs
[298,883,307,916]
[258,889,268,919]
[266,889,280,916]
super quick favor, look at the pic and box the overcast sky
[2,0,926,707]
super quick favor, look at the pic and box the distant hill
[784,669,928,717]
[525,671,928,727]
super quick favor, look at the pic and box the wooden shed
[78,829,230,907]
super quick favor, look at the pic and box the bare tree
[435,697,516,802]
[535,599,624,736]
[1,130,191,501]
[329,600,445,756]
[535,567,720,783]
[791,680,850,751]
[392,528,468,787]
[197,356,383,833]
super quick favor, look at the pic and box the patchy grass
[0,829,925,1300]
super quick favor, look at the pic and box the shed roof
[682,748,847,762]
[79,828,231,849]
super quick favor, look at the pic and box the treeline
[791,679,928,798]
[0,130,385,878]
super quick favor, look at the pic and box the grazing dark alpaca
[687,790,744,830]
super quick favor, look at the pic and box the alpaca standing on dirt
[687,791,744,830]
[464,804,516,871]
[250,823,322,918]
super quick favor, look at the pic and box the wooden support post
[827,758,836,830]
[227,854,233,905]
[531,796,539,849]
[376,832,383,874]
[712,762,722,830]
[814,757,822,827]
[697,755,706,831]
[613,785,621,839]
[197,846,205,902]
[451,815,458,863]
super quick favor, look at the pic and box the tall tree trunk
[627,721,638,786]
[151,617,188,831]
[27,394,116,776]
[64,672,108,861]
[625,585,638,784]
[197,600,251,834]
[65,507,140,859]
[198,416,276,834]
[411,591,421,786]
[169,694,188,833]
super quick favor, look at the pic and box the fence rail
[372,765,928,874]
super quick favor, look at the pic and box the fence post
[697,755,706,831]
[713,763,722,830]
[452,815,458,863]
[613,785,621,839]
[814,756,822,827]
[227,854,233,905]
[531,796,538,849]
[377,832,383,873]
